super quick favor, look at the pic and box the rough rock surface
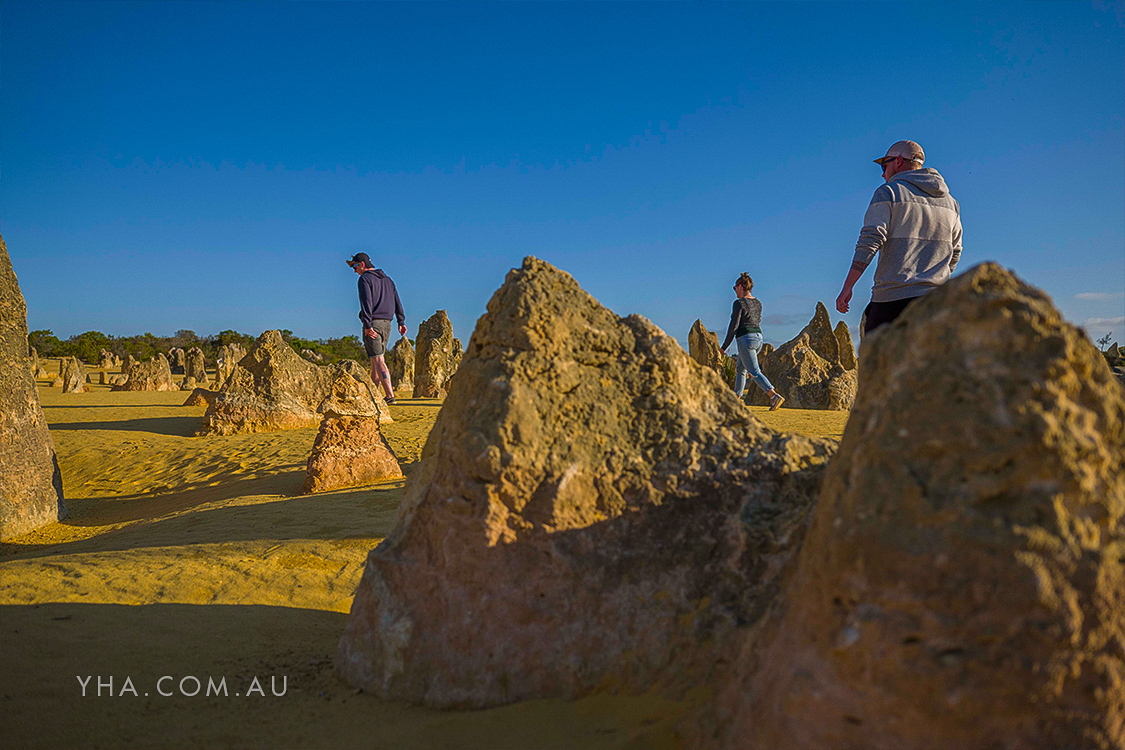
[61,356,85,393]
[386,337,415,391]
[688,319,726,375]
[184,347,208,384]
[122,355,137,377]
[747,302,856,410]
[113,354,175,392]
[302,374,403,494]
[834,320,857,371]
[719,264,1125,750]
[97,349,115,369]
[49,376,63,388]
[182,388,216,407]
[168,347,186,374]
[337,257,836,707]
[0,234,66,539]
[412,310,460,399]
[215,343,246,389]
[198,331,391,436]
[179,376,197,391]
[30,346,39,376]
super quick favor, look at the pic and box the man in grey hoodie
[347,252,407,404]
[836,140,962,334]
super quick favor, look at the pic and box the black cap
[346,252,371,268]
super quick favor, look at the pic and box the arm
[720,301,741,351]
[838,189,891,313]
[949,209,962,274]
[392,283,407,335]
[358,277,375,335]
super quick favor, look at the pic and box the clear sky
[2,1,1123,350]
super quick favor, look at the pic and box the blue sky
[2,1,1123,350]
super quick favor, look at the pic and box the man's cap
[874,140,925,165]
[346,252,371,268]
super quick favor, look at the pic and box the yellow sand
[1,373,846,749]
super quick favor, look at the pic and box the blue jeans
[734,333,774,396]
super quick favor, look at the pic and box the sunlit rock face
[338,257,835,708]
[0,234,66,539]
[412,310,460,399]
[717,263,1125,750]
[198,330,390,436]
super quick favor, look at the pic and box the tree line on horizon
[27,328,368,366]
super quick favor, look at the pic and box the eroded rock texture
[114,353,175,391]
[182,388,216,407]
[386,337,415,392]
[834,320,857,371]
[412,310,460,399]
[60,356,85,393]
[747,302,856,410]
[688,319,726,375]
[214,342,246,390]
[184,346,208,385]
[338,257,836,707]
[302,373,403,494]
[719,264,1125,750]
[198,330,390,436]
[0,234,65,539]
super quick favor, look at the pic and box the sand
[1,366,846,749]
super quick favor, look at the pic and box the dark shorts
[363,320,393,358]
[863,297,921,335]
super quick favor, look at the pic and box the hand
[398,324,407,336]
[836,288,852,314]
[363,327,377,339]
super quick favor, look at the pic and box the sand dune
[1,376,845,749]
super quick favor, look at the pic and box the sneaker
[769,394,785,411]
[384,396,397,405]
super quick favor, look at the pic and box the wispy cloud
[763,313,810,326]
[1075,292,1125,301]
[1083,316,1125,329]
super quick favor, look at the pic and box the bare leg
[369,355,395,400]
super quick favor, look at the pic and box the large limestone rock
[215,342,246,390]
[184,346,208,385]
[386,337,415,392]
[97,348,116,370]
[747,302,856,410]
[0,234,66,539]
[412,310,460,399]
[688,318,726,375]
[198,330,390,436]
[60,356,85,393]
[122,354,137,377]
[113,354,175,392]
[30,345,39,376]
[302,374,403,494]
[720,264,1125,750]
[337,257,836,707]
[182,388,216,407]
[834,320,857,371]
[168,347,186,374]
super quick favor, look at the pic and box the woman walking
[720,272,785,410]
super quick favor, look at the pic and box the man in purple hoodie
[347,252,407,404]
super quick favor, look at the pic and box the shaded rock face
[748,302,856,410]
[122,355,137,377]
[720,264,1125,750]
[199,331,391,436]
[97,349,116,370]
[412,310,460,399]
[114,354,175,392]
[386,337,414,391]
[184,346,208,384]
[337,257,836,708]
[168,347,186,374]
[834,320,857,371]
[688,319,726,375]
[179,376,197,391]
[302,374,403,494]
[0,234,65,539]
[61,356,85,393]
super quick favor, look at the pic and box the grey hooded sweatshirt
[852,168,962,303]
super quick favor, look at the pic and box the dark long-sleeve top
[358,269,406,328]
[721,297,763,349]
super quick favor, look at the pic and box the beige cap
[874,140,925,165]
